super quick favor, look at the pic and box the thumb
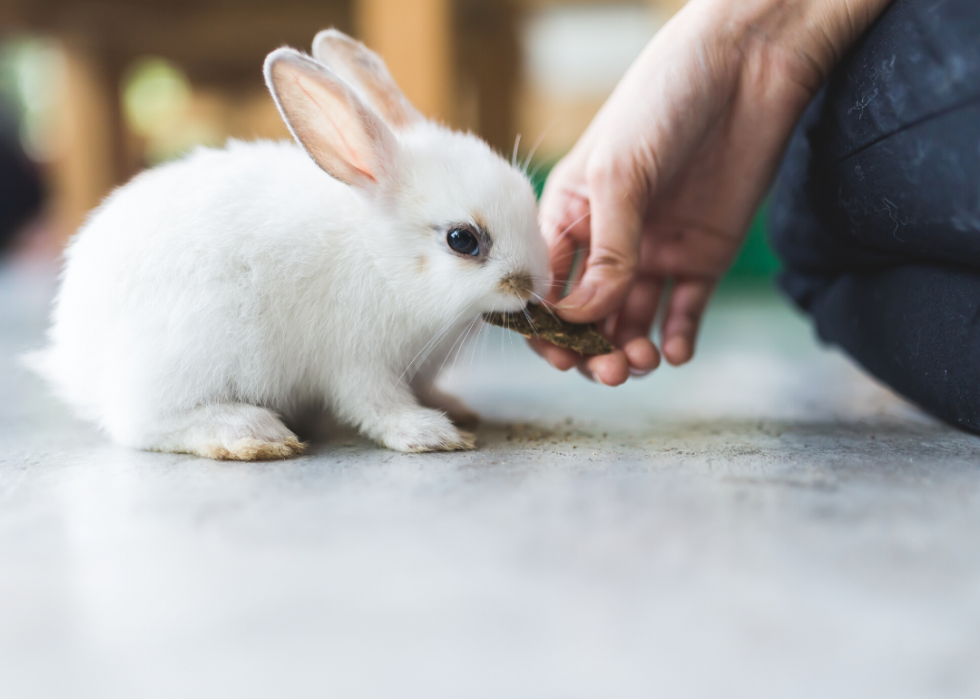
[555,159,645,324]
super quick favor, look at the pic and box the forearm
[707,0,895,92]
[603,0,896,179]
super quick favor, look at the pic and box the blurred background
[0,0,775,276]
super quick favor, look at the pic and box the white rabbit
[28,29,548,460]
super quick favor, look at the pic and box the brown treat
[483,304,614,356]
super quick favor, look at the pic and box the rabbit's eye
[447,227,480,257]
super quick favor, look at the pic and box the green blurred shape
[726,203,779,278]
[0,37,65,161]
[529,162,551,200]
[122,57,191,138]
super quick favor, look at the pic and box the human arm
[533,0,894,384]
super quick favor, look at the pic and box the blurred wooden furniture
[1,0,680,240]
[2,0,353,236]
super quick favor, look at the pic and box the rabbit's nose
[498,271,533,301]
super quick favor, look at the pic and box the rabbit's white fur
[29,31,548,460]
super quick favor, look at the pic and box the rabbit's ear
[265,48,396,190]
[311,29,422,130]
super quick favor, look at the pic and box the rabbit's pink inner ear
[312,31,422,129]
[267,52,389,188]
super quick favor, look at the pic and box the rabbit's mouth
[498,272,534,302]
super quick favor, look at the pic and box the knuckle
[585,152,645,197]
[585,156,624,191]
[589,248,638,280]
[679,306,702,325]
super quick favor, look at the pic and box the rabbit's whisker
[529,292,561,322]
[434,314,480,388]
[501,309,508,354]
[522,120,555,173]
[528,279,568,289]
[465,314,485,371]
[552,210,592,249]
[399,307,468,385]
[447,315,482,383]
[413,318,466,378]
[479,302,495,366]
[550,249,582,264]
[470,311,493,369]
[520,305,541,339]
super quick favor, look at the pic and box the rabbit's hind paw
[202,436,306,461]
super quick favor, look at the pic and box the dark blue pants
[769,0,980,433]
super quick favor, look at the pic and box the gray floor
[2,262,979,699]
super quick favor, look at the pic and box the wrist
[694,0,893,94]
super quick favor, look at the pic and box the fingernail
[664,337,692,364]
[592,370,611,386]
[556,283,596,311]
[629,368,651,378]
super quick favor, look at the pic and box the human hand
[532,0,892,385]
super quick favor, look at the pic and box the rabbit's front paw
[380,409,476,452]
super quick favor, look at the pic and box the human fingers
[539,157,592,300]
[544,195,591,303]
[661,278,714,366]
[577,348,630,386]
[624,337,660,376]
[555,156,645,324]
[527,338,578,371]
[612,276,663,375]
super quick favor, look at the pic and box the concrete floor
[2,262,979,699]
